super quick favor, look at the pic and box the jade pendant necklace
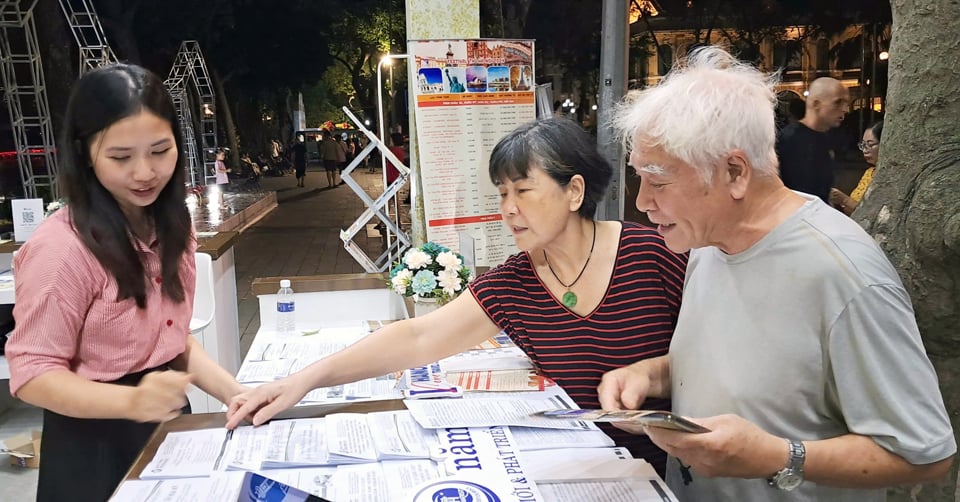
[543,220,596,309]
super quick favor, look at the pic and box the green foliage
[301,75,351,128]
[325,0,405,110]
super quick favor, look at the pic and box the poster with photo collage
[409,39,536,267]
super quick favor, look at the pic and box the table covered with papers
[117,398,675,502]
[113,279,679,501]
[115,334,677,501]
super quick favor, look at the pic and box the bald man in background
[776,77,850,203]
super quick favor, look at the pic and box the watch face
[778,472,803,491]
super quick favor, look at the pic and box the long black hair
[59,63,191,308]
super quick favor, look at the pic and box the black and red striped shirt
[469,221,687,469]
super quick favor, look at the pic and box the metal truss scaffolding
[58,0,115,74]
[339,107,411,272]
[165,41,217,186]
[0,0,59,200]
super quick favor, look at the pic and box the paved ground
[232,164,408,358]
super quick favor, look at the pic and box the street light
[376,53,410,264]
[878,51,889,61]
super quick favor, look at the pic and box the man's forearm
[804,434,953,488]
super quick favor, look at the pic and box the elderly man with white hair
[598,46,955,501]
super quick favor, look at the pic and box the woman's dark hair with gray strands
[59,63,191,308]
[488,118,613,219]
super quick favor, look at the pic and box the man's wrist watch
[768,439,805,491]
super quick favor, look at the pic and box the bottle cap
[280,279,291,288]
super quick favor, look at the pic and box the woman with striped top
[6,64,245,502]
[227,118,687,473]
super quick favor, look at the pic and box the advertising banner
[409,39,536,266]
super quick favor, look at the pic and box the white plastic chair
[190,252,215,334]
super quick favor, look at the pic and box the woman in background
[6,64,245,502]
[831,120,883,215]
[850,120,883,203]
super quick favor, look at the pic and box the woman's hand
[225,373,310,429]
[128,370,193,423]
[830,188,857,216]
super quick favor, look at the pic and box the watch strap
[767,439,805,490]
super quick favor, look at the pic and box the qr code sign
[22,210,35,223]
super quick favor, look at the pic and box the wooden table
[123,400,407,481]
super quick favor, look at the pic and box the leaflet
[404,396,589,430]
[221,422,272,471]
[325,413,379,463]
[299,375,403,404]
[461,384,573,401]
[110,473,246,502]
[235,359,295,383]
[518,447,656,483]
[328,463,388,502]
[140,428,229,479]
[437,345,533,372]
[537,479,678,502]
[447,369,556,392]
[509,426,615,451]
[239,327,404,405]
[260,412,437,468]
[367,410,438,459]
[262,418,332,468]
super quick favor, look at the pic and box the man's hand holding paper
[639,413,789,479]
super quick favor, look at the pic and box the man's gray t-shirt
[667,193,955,501]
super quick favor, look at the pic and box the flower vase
[412,295,440,317]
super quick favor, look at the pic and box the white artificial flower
[391,269,413,295]
[437,268,463,295]
[436,251,462,270]
[403,248,432,269]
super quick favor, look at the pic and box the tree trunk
[502,0,533,38]
[480,0,504,38]
[278,90,293,146]
[855,1,960,499]
[211,68,240,170]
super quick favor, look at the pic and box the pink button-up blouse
[7,208,196,396]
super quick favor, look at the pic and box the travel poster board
[409,39,535,267]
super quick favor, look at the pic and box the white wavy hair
[614,46,781,184]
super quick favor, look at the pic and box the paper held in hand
[533,409,711,434]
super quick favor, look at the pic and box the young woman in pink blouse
[5,64,245,502]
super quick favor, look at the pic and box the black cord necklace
[543,220,596,309]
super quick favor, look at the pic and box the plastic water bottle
[276,279,296,334]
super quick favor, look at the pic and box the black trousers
[36,363,190,502]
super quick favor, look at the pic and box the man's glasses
[857,141,879,152]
